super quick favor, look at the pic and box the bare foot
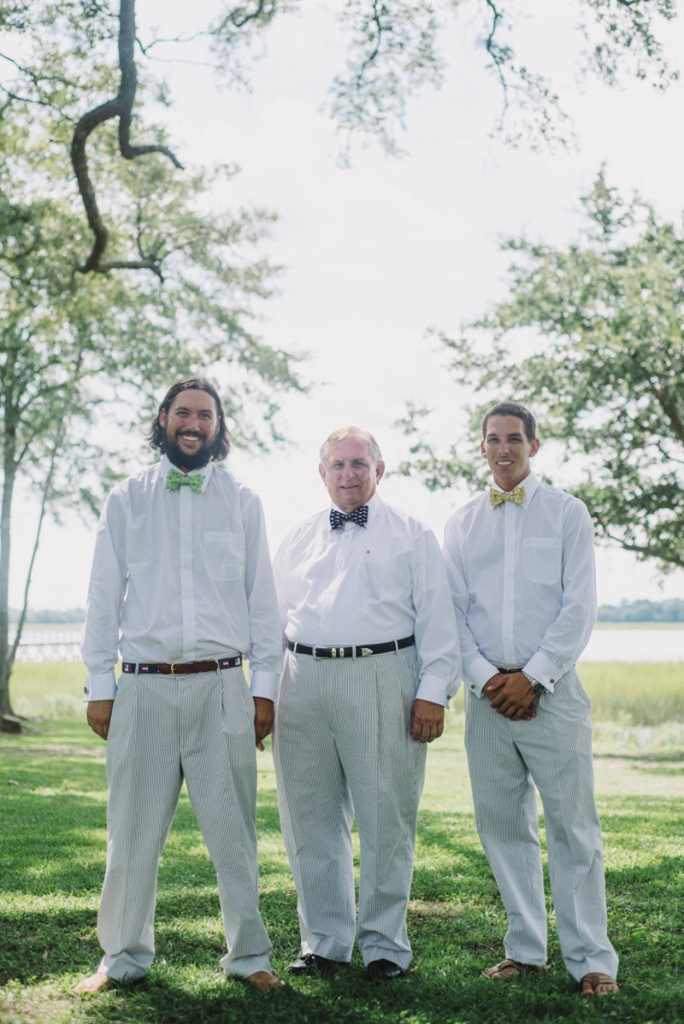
[581,972,619,996]
[74,972,114,994]
[245,970,283,990]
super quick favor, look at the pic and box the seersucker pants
[465,667,618,981]
[96,667,273,981]
[273,647,426,970]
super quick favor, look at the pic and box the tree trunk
[0,452,17,721]
[0,451,57,728]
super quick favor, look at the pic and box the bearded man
[76,377,282,993]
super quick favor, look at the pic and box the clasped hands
[483,671,537,721]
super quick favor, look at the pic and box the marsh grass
[11,659,684,726]
[1,664,683,1022]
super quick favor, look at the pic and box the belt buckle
[170,662,183,675]
[312,646,326,661]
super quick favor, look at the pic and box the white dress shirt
[82,455,282,702]
[442,473,596,698]
[273,492,461,706]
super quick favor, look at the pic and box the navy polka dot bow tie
[330,505,369,530]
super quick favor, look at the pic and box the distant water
[581,627,684,663]
[6,625,684,664]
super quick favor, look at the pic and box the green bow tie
[166,468,205,494]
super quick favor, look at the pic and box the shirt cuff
[463,656,500,698]
[250,670,278,702]
[83,670,118,702]
[415,674,452,707]
[523,651,562,694]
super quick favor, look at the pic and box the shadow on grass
[3,736,684,1022]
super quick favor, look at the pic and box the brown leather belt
[122,656,242,676]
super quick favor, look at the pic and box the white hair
[319,427,383,466]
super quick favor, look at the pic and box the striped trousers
[273,647,426,969]
[465,668,618,981]
[96,668,273,981]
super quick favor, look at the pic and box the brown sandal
[484,958,547,980]
[580,972,619,996]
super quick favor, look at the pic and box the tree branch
[228,2,268,30]
[484,0,508,105]
[598,526,684,570]
[71,0,183,275]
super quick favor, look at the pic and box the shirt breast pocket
[362,549,411,594]
[204,531,245,582]
[523,537,562,584]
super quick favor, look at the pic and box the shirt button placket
[180,485,196,660]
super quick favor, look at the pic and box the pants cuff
[361,946,413,970]
[221,953,273,978]
[97,953,149,983]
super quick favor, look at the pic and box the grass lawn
[1,664,683,1023]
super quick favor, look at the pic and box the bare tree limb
[228,2,268,30]
[71,0,183,275]
[484,0,508,107]
[136,30,209,56]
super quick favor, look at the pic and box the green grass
[594,622,684,629]
[12,659,684,725]
[1,666,684,1023]
[10,663,88,721]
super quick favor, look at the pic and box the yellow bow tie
[490,486,526,508]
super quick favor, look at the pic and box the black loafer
[287,953,335,975]
[366,958,404,980]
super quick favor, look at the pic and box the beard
[164,434,215,471]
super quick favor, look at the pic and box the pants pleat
[97,668,272,981]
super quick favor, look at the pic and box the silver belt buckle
[361,647,373,657]
[313,645,346,659]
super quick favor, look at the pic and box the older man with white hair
[272,427,461,980]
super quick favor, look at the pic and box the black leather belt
[122,656,242,676]
[497,666,522,673]
[286,635,415,660]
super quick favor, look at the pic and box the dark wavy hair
[148,378,231,461]
[482,401,536,443]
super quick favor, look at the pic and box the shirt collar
[489,471,538,509]
[330,489,383,527]
[161,454,214,493]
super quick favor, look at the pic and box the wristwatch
[522,671,546,696]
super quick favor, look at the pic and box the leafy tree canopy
[0,30,305,722]
[0,1,680,269]
[399,170,684,574]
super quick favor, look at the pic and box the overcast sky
[8,0,684,610]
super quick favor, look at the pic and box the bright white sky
[9,0,684,610]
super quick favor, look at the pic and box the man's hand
[253,697,275,751]
[86,700,114,740]
[483,672,537,721]
[410,699,445,743]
